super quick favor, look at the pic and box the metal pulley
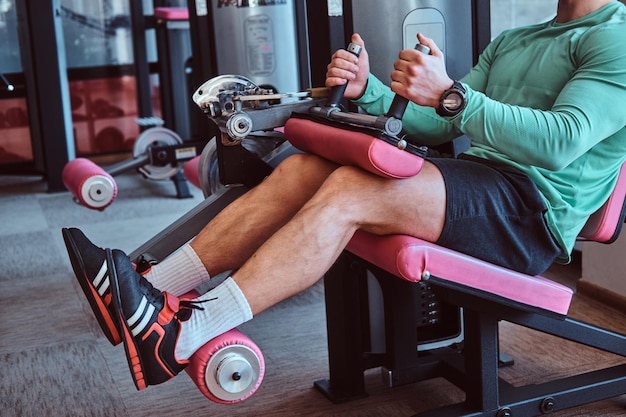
[226,112,254,141]
[132,127,183,180]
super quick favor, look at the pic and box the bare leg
[118,157,447,367]
[190,153,339,276]
[232,161,447,315]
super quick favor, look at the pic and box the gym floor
[2,172,626,416]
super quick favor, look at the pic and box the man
[63,0,626,391]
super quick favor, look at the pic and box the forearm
[454,85,626,171]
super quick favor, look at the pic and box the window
[490,0,558,39]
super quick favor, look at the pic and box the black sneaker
[62,228,121,346]
[107,248,203,390]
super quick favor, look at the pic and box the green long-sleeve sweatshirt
[353,1,626,264]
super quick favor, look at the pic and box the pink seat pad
[346,230,573,315]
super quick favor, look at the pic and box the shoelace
[177,297,217,321]
[134,266,218,320]
[134,253,158,275]
[180,297,217,311]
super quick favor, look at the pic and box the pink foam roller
[285,117,424,179]
[186,328,265,404]
[62,158,117,211]
[183,155,201,190]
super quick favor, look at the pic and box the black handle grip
[326,43,362,107]
[385,43,431,120]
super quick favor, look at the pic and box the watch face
[443,92,463,111]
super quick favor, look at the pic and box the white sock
[143,245,210,296]
[175,277,253,360]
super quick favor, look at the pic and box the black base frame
[316,250,626,417]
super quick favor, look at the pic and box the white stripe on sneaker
[97,276,110,297]
[127,296,147,328]
[93,262,109,296]
[131,304,155,337]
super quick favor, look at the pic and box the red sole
[106,248,148,391]
[63,229,121,345]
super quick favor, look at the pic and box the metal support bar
[314,253,370,403]
[305,0,348,88]
[462,310,501,412]
[152,14,192,139]
[239,98,326,132]
[185,0,220,141]
[129,0,153,121]
[129,186,247,262]
[294,0,311,89]
[171,170,192,199]
[105,154,150,177]
[16,0,75,191]
[437,279,626,357]
[129,140,299,261]
[471,0,492,62]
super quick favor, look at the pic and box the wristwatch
[436,81,466,117]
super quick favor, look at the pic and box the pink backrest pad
[579,162,626,243]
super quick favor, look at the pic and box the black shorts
[428,154,561,276]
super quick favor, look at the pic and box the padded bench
[285,112,626,417]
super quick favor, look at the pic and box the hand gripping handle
[385,43,431,120]
[326,43,362,108]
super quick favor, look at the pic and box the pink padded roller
[284,117,424,179]
[186,328,265,404]
[62,158,117,211]
[183,155,201,190]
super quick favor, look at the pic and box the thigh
[318,160,447,242]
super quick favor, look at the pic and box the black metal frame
[14,0,75,191]
[128,0,154,123]
[317,250,626,416]
[128,139,299,261]
[472,0,491,64]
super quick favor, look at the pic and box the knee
[325,165,377,190]
[272,153,338,183]
[277,153,319,173]
[315,165,378,204]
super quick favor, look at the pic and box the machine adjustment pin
[397,139,407,150]
[384,117,403,136]
[496,408,513,417]
[421,270,431,281]
[540,397,556,413]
